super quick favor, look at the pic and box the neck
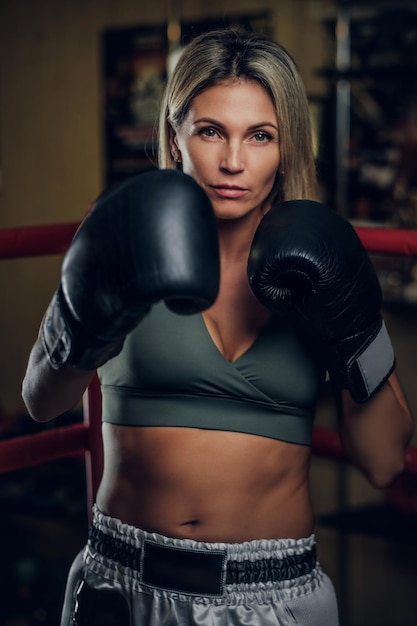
[216,212,263,263]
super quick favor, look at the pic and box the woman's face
[170,80,281,221]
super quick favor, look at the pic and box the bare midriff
[96,423,314,543]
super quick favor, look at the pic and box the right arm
[22,170,219,422]
[22,330,95,422]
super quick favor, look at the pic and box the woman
[22,29,413,625]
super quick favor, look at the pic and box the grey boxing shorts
[60,505,339,626]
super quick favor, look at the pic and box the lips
[211,185,248,199]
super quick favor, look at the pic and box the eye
[252,131,273,143]
[199,127,219,138]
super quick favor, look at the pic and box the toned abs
[96,423,314,543]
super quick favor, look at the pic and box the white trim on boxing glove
[347,321,395,403]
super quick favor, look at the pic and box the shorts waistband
[88,506,317,597]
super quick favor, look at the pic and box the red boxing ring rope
[0,222,79,259]
[2,222,417,260]
[0,220,416,516]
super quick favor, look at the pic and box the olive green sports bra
[98,303,326,445]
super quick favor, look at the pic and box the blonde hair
[158,29,318,203]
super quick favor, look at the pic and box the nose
[220,140,244,173]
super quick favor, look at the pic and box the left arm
[339,371,413,488]
[247,199,414,490]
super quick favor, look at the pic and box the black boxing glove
[248,200,395,403]
[41,169,219,370]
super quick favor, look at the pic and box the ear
[169,125,182,163]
